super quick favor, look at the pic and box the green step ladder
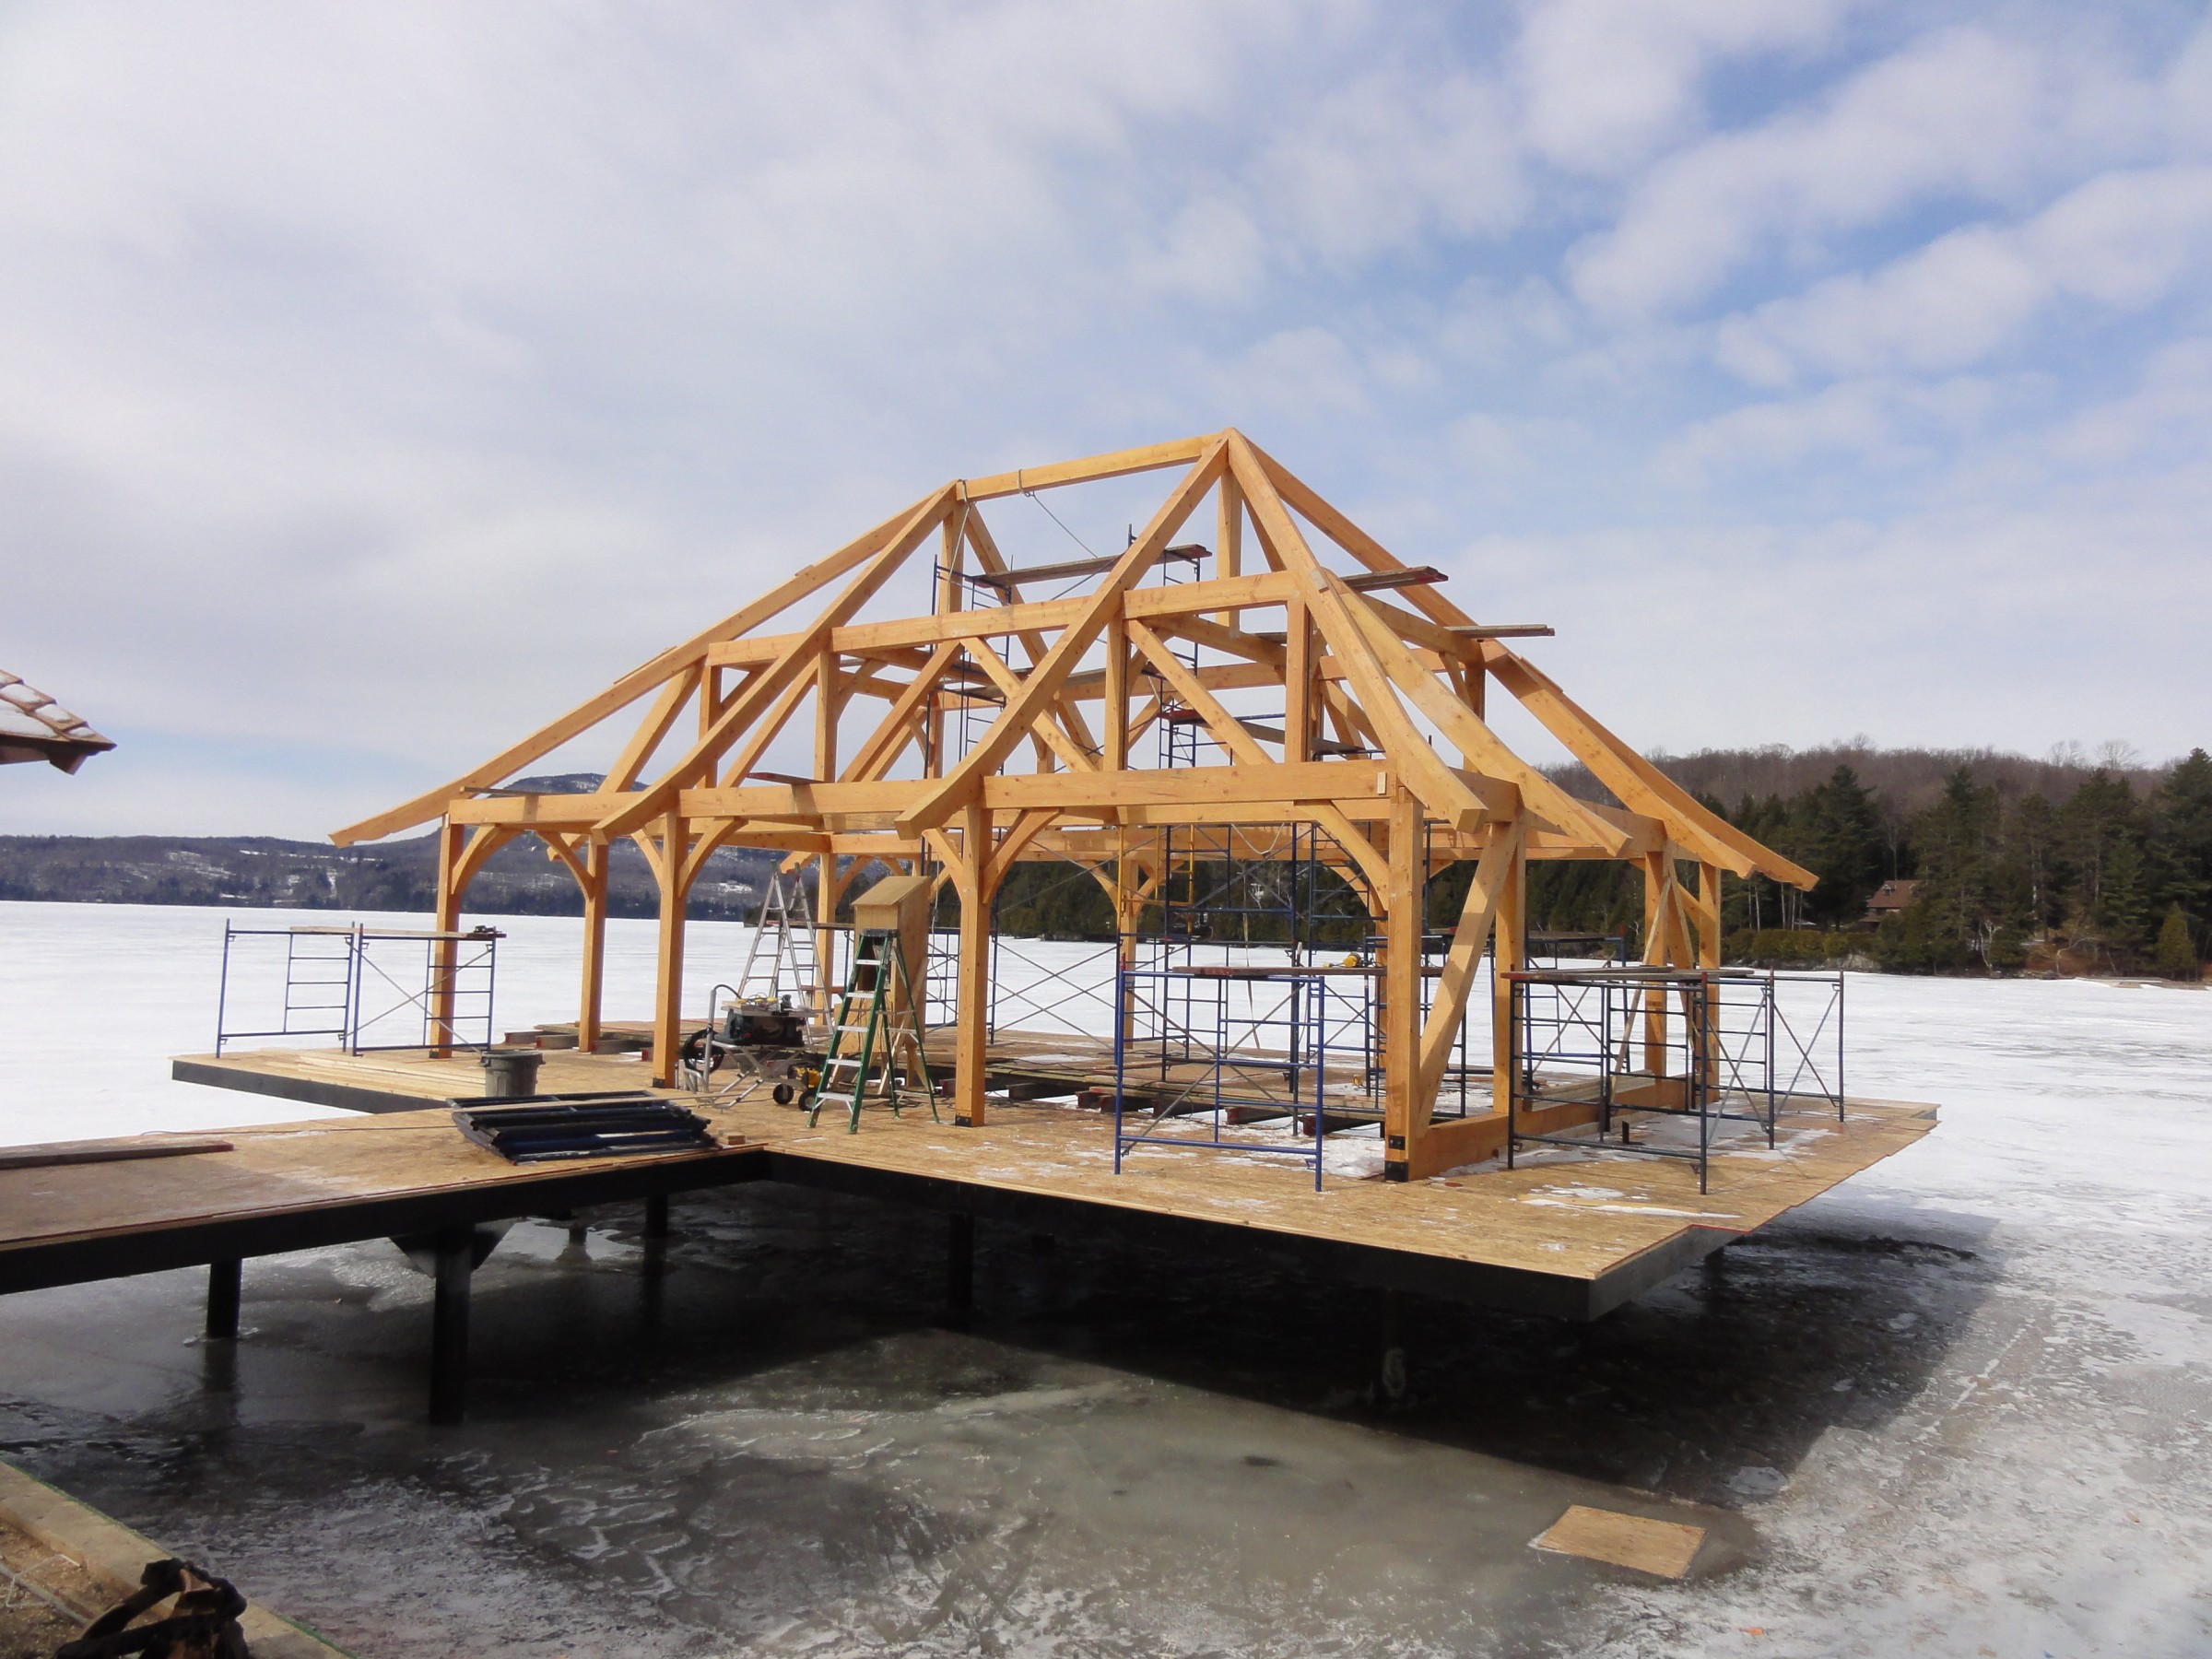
[807,927,937,1132]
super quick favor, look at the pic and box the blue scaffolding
[215,922,501,1055]
[1113,960,1373,1191]
[1503,965,1846,1193]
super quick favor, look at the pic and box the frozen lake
[2,899,2210,1655]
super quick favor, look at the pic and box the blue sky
[6,0,2210,837]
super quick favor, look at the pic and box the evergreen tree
[2155,903,2199,979]
[1794,766,1886,925]
[1888,768,1999,970]
[2147,748,2212,921]
[2055,769,2143,934]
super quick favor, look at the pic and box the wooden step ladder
[808,927,936,1132]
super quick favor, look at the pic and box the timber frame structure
[334,430,1816,1183]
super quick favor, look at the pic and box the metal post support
[1376,1288,1409,1406]
[644,1195,669,1240]
[946,1212,975,1325]
[429,1226,472,1425]
[205,1259,241,1341]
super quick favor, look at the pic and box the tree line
[983,745,2212,979]
[1521,747,2212,976]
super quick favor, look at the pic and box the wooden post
[815,853,848,1020]
[1102,616,1129,772]
[1641,853,1670,1075]
[1382,789,1422,1182]
[1112,838,1147,1060]
[578,840,608,1053]
[1488,826,1525,1119]
[1215,471,1243,629]
[652,810,688,1088]
[953,801,992,1127]
[1284,598,1312,762]
[429,818,464,1057]
[812,656,847,1018]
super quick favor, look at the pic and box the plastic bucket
[478,1047,545,1100]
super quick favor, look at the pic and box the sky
[5,0,2210,839]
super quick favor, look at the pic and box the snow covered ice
[2,900,2210,1656]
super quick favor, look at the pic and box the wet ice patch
[1724,1465,1788,1502]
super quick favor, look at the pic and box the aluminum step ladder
[735,869,823,1011]
[807,928,936,1132]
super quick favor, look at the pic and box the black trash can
[479,1047,545,1100]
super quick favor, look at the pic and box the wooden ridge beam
[960,434,1212,501]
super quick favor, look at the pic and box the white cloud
[1513,0,1845,175]
[1251,65,1524,268]
[1568,26,2110,318]
[2044,336,2212,468]
[1652,376,1999,483]
[1714,166,2212,384]
[1,2,2207,834]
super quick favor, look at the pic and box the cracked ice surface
[2,901,2211,1655]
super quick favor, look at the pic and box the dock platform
[167,1041,1932,1315]
[0,1043,1934,1418]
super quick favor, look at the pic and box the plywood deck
[140,1043,1938,1318]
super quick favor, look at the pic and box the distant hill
[0,772,780,920]
[1546,741,2171,817]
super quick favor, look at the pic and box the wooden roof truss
[337,430,1813,1181]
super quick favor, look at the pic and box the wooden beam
[1482,647,1814,885]
[963,512,1103,762]
[896,439,1228,837]
[1380,789,1423,1182]
[1414,820,1520,1121]
[1123,619,1390,888]
[1328,577,1622,850]
[1285,599,1312,764]
[1102,618,1129,771]
[984,807,1058,892]
[651,810,688,1086]
[702,568,1300,668]
[606,665,700,793]
[841,641,960,784]
[718,669,818,789]
[598,484,959,841]
[966,636,1098,773]
[1230,437,1490,836]
[331,491,936,846]
[1216,469,1243,628]
[961,434,1212,501]
[951,802,991,1125]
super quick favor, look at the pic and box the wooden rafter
[341,425,1816,1144]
